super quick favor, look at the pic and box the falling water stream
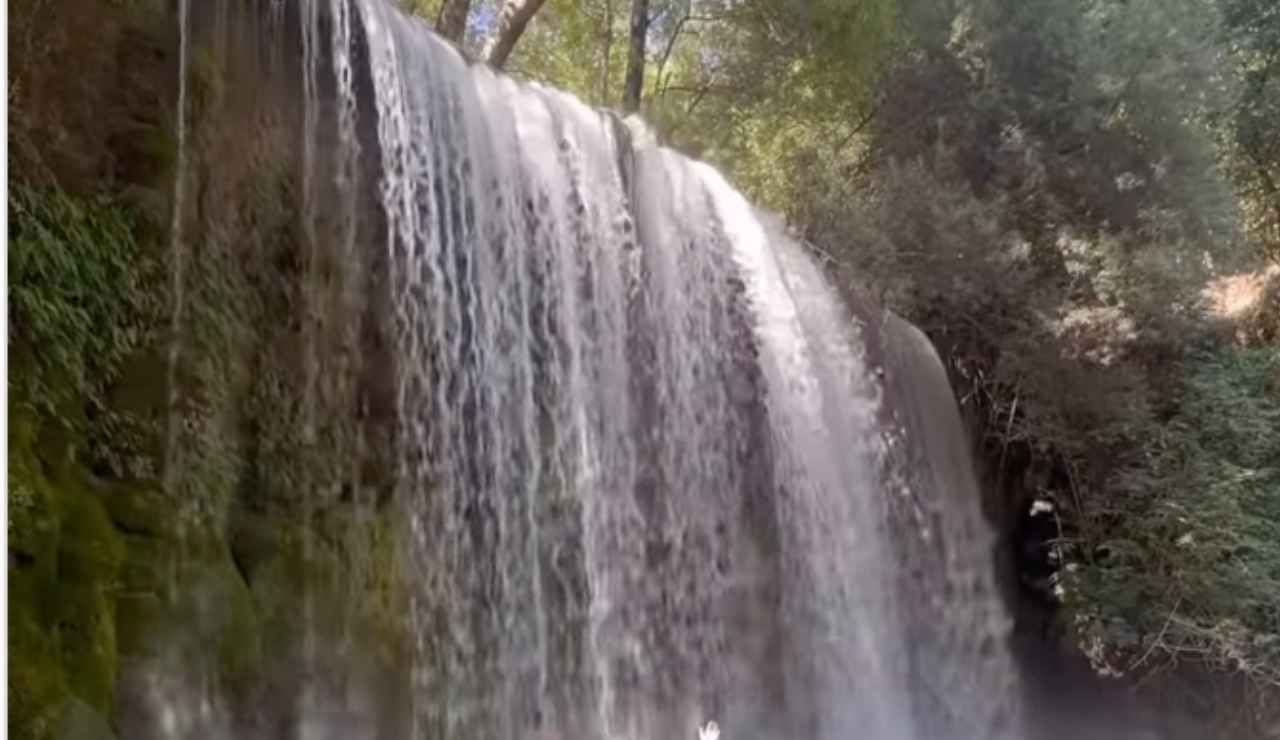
[162,0,190,504]
[143,1,1022,738]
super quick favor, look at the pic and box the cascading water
[141,1,1020,738]
[355,2,1019,735]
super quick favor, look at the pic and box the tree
[598,0,615,102]
[485,0,551,69]
[1219,0,1280,258]
[622,0,650,112]
[402,0,551,67]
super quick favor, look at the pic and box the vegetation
[8,184,155,428]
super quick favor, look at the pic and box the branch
[659,82,739,95]
[484,0,550,70]
[834,101,881,153]
[1131,597,1181,672]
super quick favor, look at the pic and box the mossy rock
[113,538,266,703]
[92,480,173,538]
[9,416,67,740]
[8,606,69,740]
[54,487,126,715]
[53,698,116,740]
[147,543,266,701]
[112,530,177,659]
[114,531,172,594]
[9,467,126,739]
[112,590,169,661]
[36,414,84,486]
[226,505,280,585]
[103,349,167,441]
[9,468,61,575]
[205,549,265,700]
[10,414,60,567]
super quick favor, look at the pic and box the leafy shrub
[1069,347,1280,686]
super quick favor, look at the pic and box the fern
[8,183,157,429]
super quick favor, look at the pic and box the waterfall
[136,1,1021,738]
[353,2,1019,736]
[163,0,190,504]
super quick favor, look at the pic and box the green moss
[227,506,280,585]
[9,597,68,740]
[237,513,411,677]
[364,514,412,665]
[189,45,226,124]
[9,458,61,573]
[112,583,168,659]
[9,414,66,740]
[53,697,116,740]
[8,457,126,738]
[54,485,125,715]
[204,547,264,700]
[94,481,173,538]
[132,125,178,189]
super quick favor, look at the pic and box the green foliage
[1219,0,1280,258]
[498,0,627,104]
[834,0,1250,473]
[8,184,158,428]
[813,0,1278,707]
[642,0,896,207]
[1071,347,1280,685]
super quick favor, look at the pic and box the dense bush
[1071,347,1280,685]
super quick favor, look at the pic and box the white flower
[699,721,721,740]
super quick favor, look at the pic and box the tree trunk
[435,0,471,44]
[484,0,549,70]
[622,0,649,113]
[599,0,614,105]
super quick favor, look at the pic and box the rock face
[9,2,408,739]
